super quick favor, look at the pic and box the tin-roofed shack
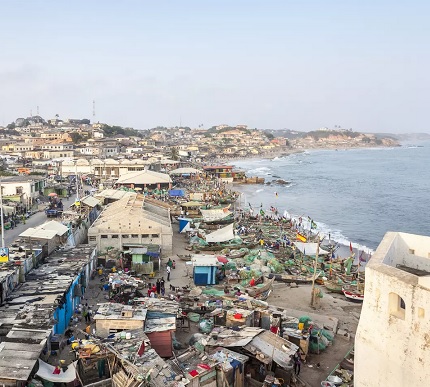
[206,326,298,385]
[94,303,148,338]
[0,245,96,386]
[142,298,180,358]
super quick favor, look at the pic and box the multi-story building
[355,232,430,387]
[0,175,45,208]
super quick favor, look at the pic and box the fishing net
[187,312,201,323]
[321,329,334,342]
[260,266,271,275]
[239,269,261,280]
[202,288,225,297]
[309,339,327,353]
[299,316,312,329]
[199,319,214,334]
[224,262,237,270]
[267,258,284,273]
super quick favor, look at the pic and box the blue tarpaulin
[179,218,192,233]
[169,189,185,197]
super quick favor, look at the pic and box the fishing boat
[246,277,275,298]
[226,248,249,259]
[178,254,192,261]
[342,284,364,302]
[192,242,257,252]
[324,278,345,294]
[268,273,313,285]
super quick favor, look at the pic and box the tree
[170,147,179,160]
[70,132,84,144]
[7,122,15,130]
[264,132,275,140]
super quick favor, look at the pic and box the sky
[0,1,429,133]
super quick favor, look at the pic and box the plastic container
[126,332,131,339]
[298,322,305,330]
[327,375,342,385]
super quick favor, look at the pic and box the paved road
[2,195,77,247]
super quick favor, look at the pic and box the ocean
[231,142,430,254]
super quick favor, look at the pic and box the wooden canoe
[246,277,275,297]
[324,279,345,294]
[178,254,192,261]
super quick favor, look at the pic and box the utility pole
[0,180,5,248]
[310,238,320,307]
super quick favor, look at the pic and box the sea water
[231,142,430,253]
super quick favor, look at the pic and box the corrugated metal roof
[81,195,101,207]
[40,220,69,236]
[244,330,298,369]
[192,254,219,267]
[146,331,173,358]
[19,228,58,239]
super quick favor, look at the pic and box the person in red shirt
[250,277,256,287]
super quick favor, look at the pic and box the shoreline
[219,143,400,165]
[220,149,377,258]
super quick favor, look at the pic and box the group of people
[147,277,166,298]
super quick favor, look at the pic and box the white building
[355,232,430,387]
[87,193,173,255]
[0,176,45,207]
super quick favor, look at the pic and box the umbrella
[48,192,58,197]
[217,256,228,264]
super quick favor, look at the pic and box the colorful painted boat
[342,284,364,302]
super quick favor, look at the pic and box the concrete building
[88,192,173,255]
[115,169,172,190]
[0,176,45,208]
[355,232,430,387]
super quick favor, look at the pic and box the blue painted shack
[191,254,219,286]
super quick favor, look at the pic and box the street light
[0,179,5,248]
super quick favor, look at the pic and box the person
[293,351,301,375]
[161,284,165,296]
[249,277,256,287]
[167,258,173,269]
[166,265,171,281]
[156,279,161,295]
[160,277,165,290]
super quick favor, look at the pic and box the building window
[141,234,148,238]
[16,186,23,194]
[89,236,96,242]
[101,235,108,239]
[389,292,406,320]
[111,235,119,239]
[122,235,129,239]
[151,234,159,238]
[409,249,415,255]
[131,234,138,238]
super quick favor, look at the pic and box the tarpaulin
[36,359,77,383]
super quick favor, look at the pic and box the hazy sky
[1,1,429,132]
